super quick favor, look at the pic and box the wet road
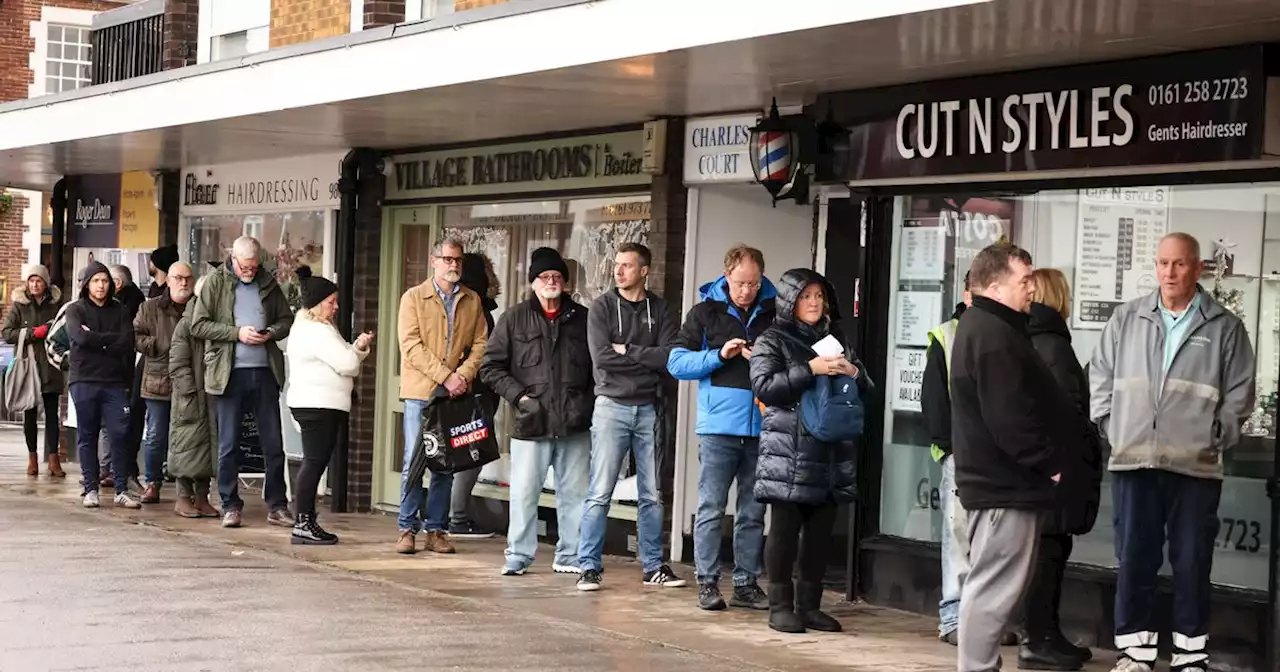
[0,490,757,672]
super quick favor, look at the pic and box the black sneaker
[698,583,727,610]
[730,582,769,610]
[577,569,603,592]
[642,564,687,588]
[291,513,339,546]
[448,519,496,539]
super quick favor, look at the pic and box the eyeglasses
[436,255,463,266]
[170,275,193,283]
[729,281,761,291]
[537,273,564,284]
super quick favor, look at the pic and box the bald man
[134,262,196,506]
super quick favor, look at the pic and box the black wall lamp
[748,98,850,207]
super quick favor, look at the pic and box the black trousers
[290,408,347,517]
[24,392,60,459]
[1023,533,1073,642]
[765,501,837,584]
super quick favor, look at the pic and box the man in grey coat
[1090,232,1256,672]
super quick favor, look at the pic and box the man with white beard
[480,247,594,576]
[133,262,196,506]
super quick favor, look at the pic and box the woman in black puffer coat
[1019,269,1102,669]
[750,268,873,635]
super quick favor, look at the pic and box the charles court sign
[386,130,652,201]
[814,45,1272,182]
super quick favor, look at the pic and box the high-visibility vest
[925,319,958,463]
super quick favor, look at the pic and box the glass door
[372,206,439,509]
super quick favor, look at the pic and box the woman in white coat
[285,266,373,544]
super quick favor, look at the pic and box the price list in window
[1071,186,1169,330]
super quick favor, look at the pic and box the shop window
[186,209,328,310]
[46,24,91,94]
[879,184,1280,591]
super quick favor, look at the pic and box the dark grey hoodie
[65,261,136,387]
[587,288,678,406]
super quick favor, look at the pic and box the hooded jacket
[134,288,190,400]
[117,282,146,321]
[1028,302,1102,535]
[587,287,678,406]
[749,268,871,505]
[2,285,64,394]
[168,300,217,481]
[668,275,778,437]
[64,261,136,387]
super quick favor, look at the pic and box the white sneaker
[1111,660,1153,672]
[114,492,142,510]
[82,491,100,508]
[552,563,582,574]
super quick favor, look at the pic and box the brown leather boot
[396,531,417,555]
[424,530,456,554]
[47,454,66,478]
[141,483,160,504]
[174,496,201,518]
[193,480,220,518]
[26,454,37,477]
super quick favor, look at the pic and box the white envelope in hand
[811,334,844,358]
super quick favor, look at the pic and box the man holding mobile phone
[189,236,295,530]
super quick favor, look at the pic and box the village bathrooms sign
[387,130,651,201]
[814,45,1267,181]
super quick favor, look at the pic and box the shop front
[178,153,345,472]
[668,113,819,563]
[810,44,1280,668]
[372,128,661,547]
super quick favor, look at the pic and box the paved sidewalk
[0,427,1115,671]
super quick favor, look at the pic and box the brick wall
[345,165,386,512]
[0,0,123,103]
[163,0,198,70]
[0,192,32,303]
[363,0,404,29]
[271,0,349,48]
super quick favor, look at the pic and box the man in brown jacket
[396,236,488,555]
[134,262,195,506]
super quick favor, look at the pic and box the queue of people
[930,235,1251,672]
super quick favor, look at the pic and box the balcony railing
[90,0,164,85]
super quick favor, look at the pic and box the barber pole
[748,98,803,205]
[756,130,791,182]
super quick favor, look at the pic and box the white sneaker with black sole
[642,564,687,588]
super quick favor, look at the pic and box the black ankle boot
[1018,639,1083,671]
[291,512,339,545]
[1048,632,1091,662]
[767,582,805,634]
[795,581,842,632]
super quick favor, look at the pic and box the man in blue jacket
[669,245,776,611]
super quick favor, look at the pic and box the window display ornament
[1210,238,1244,321]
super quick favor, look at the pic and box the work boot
[141,483,160,504]
[796,581,843,632]
[396,531,418,555]
[767,582,805,634]
[173,495,201,519]
[1018,639,1084,671]
[26,454,37,477]
[47,454,65,478]
[423,530,456,554]
[193,481,220,518]
[1048,632,1091,662]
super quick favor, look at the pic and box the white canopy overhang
[3,0,1280,189]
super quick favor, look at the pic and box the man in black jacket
[67,262,139,511]
[576,242,684,592]
[481,247,593,577]
[951,243,1070,672]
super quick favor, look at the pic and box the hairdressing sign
[180,153,345,216]
[815,45,1267,181]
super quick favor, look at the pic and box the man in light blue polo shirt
[1091,232,1255,672]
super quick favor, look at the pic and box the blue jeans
[70,382,131,495]
[143,399,171,486]
[398,398,453,533]
[693,435,764,587]
[939,454,968,636]
[577,397,663,574]
[506,433,591,569]
[214,368,288,513]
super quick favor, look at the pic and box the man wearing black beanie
[148,245,181,299]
